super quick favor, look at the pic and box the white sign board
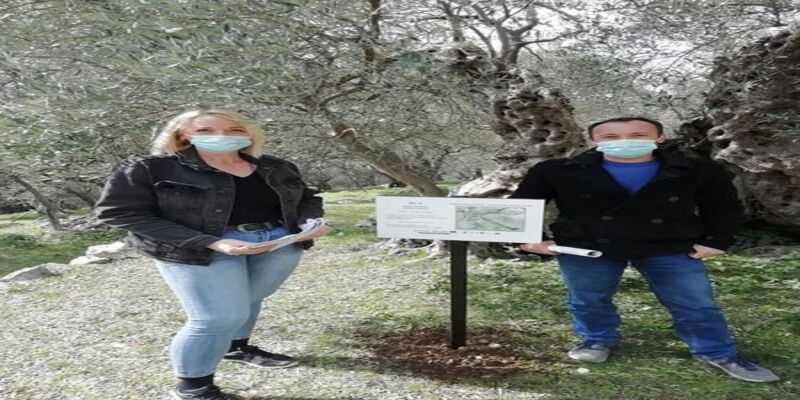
[376,196,544,243]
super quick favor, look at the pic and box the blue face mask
[189,135,251,153]
[596,139,657,159]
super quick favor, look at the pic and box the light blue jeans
[557,253,737,359]
[156,226,303,377]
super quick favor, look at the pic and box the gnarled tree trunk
[434,3,588,258]
[677,30,800,227]
[440,1,588,201]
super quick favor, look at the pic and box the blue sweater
[602,159,661,193]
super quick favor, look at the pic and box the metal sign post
[449,240,469,349]
[375,196,544,350]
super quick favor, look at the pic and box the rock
[69,255,112,266]
[376,238,431,250]
[1,263,67,282]
[355,214,377,228]
[744,245,800,258]
[85,241,137,260]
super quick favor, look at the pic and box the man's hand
[689,244,725,259]
[520,240,560,255]
[207,239,271,256]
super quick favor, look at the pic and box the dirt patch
[361,328,543,381]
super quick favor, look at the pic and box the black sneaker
[222,345,299,368]
[170,384,242,400]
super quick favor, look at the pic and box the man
[510,117,779,383]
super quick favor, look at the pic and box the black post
[449,240,469,349]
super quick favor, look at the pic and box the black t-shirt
[227,172,283,226]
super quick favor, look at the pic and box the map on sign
[455,206,526,232]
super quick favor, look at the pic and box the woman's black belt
[228,220,284,232]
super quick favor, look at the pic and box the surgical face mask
[188,135,251,153]
[595,139,658,159]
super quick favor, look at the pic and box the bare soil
[362,327,545,382]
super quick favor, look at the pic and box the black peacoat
[509,148,743,259]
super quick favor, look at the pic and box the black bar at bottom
[449,240,469,349]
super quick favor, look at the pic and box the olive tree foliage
[0,0,601,206]
[0,0,497,203]
[532,0,800,131]
[1,0,796,222]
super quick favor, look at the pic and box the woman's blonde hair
[151,109,265,156]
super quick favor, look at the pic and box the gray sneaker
[698,354,780,383]
[568,341,611,363]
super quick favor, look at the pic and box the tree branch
[471,3,511,59]
[368,0,382,40]
[439,0,465,42]
[318,85,365,108]
[468,26,498,59]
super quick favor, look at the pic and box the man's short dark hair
[587,117,664,137]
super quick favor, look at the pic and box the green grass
[315,187,800,399]
[3,187,799,399]
[0,212,125,276]
[0,183,447,275]
[418,254,800,399]
[316,183,455,246]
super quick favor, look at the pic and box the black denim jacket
[94,147,324,265]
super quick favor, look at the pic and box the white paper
[547,245,603,258]
[244,218,332,251]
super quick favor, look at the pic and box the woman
[95,109,326,400]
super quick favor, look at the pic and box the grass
[0,185,406,275]
[2,185,799,399]
[415,254,800,399]
[318,186,800,399]
[0,212,126,276]
[0,183,444,275]
[317,183,456,246]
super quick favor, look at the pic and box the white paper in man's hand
[547,245,603,258]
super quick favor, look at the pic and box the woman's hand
[689,244,725,259]
[519,240,560,255]
[302,225,334,240]
[207,239,270,255]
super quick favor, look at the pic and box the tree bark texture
[678,30,800,226]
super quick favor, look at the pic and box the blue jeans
[557,253,737,359]
[156,227,303,377]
